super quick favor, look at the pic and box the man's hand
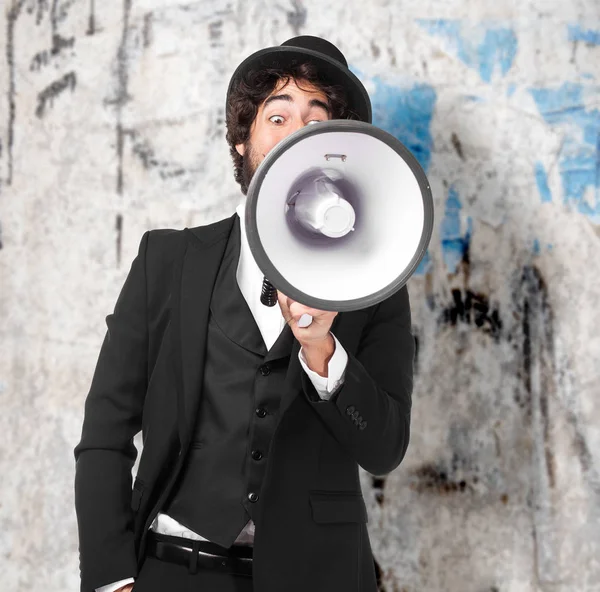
[277,291,338,377]
[277,291,337,348]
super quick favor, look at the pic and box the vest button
[251,450,263,461]
[255,407,267,418]
[259,365,271,376]
[248,492,259,503]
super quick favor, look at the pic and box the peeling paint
[568,24,600,45]
[534,161,552,203]
[417,19,518,82]
[440,186,472,274]
[530,82,600,223]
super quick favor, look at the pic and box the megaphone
[244,120,433,323]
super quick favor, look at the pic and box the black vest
[164,215,296,548]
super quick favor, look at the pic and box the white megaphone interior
[256,130,425,302]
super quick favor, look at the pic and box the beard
[241,140,263,195]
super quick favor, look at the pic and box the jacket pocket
[309,490,368,524]
[131,477,145,512]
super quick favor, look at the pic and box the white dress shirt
[97,203,349,592]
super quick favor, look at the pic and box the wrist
[303,333,335,377]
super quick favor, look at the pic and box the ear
[235,143,245,157]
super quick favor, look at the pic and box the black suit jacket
[74,213,415,592]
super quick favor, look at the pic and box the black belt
[146,531,253,577]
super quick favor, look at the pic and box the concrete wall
[1,1,599,590]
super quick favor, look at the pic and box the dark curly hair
[225,61,359,195]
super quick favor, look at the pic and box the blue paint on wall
[416,19,518,82]
[534,161,552,203]
[349,70,438,274]
[532,239,554,255]
[529,82,600,223]
[414,250,432,276]
[440,186,472,273]
[568,25,600,45]
[366,76,437,172]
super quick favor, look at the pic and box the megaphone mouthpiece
[289,175,356,238]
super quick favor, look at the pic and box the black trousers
[133,554,254,592]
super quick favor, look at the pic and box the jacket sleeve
[73,231,150,591]
[300,285,414,476]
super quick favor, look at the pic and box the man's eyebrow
[263,93,331,113]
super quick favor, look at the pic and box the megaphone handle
[260,277,278,307]
[260,276,314,328]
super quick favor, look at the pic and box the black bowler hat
[226,35,372,123]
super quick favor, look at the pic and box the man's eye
[307,120,322,125]
[269,115,284,124]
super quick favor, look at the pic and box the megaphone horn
[247,119,434,318]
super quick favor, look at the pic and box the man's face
[236,78,332,189]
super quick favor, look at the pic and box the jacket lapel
[171,214,236,446]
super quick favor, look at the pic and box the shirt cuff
[96,578,135,592]
[298,332,348,400]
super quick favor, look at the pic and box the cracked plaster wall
[0,1,599,591]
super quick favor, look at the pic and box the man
[74,35,414,592]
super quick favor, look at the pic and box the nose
[291,120,310,134]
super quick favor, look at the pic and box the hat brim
[226,46,372,123]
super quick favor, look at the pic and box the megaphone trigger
[297,314,313,328]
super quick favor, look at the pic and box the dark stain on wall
[6,0,79,183]
[209,19,223,47]
[126,129,187,180]
[143,12,154,47]
[32,0,49,25]
[31,50,50,70]
[87,0,96,35]
[514,264,600,497]
[373,557,385,591]
[371,476,386,506]
[286,0,307,35]
[413,330,420,373]
[5,1,26,186]
[30,34,75,70]
[388,46,397,68]
[115,213,123,267]
[113,0,132,267]
[114,0,133,199]
[51,32,74,55]
[35,71,77,117]
[410,462,474,494]
[514,264,599,497]
[53,0,79,25]
[451,132,465,160]
[517,266,555,487]
[439,289,503,341]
